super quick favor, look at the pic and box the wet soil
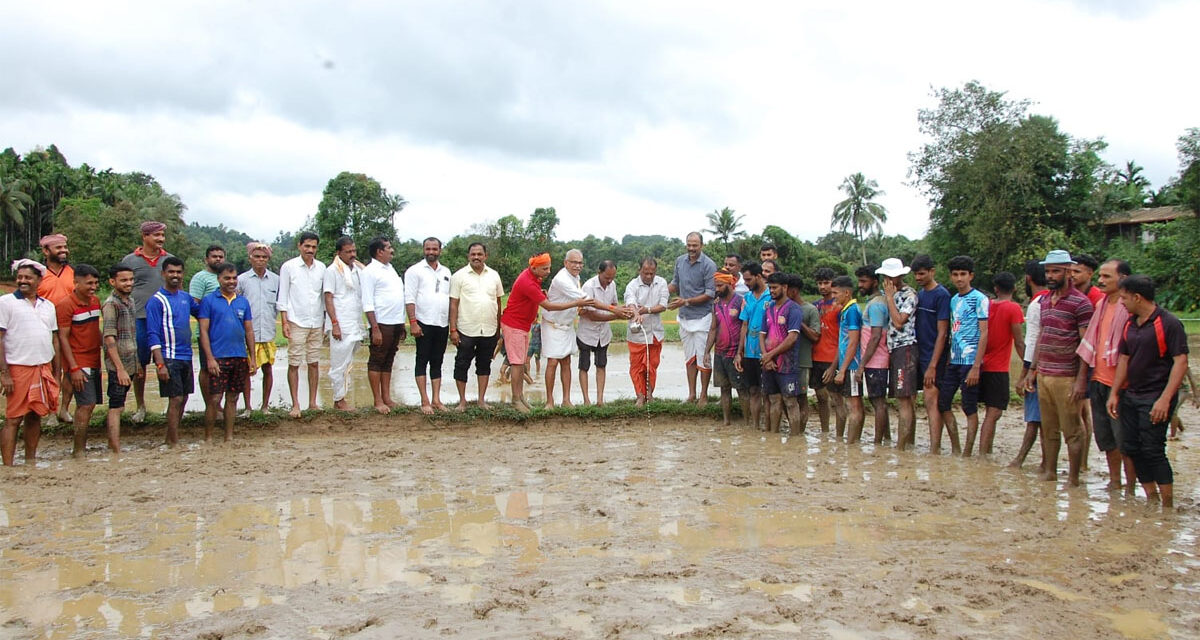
[1,406,1197,639]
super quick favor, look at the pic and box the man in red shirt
[55,265,103,458]
[501,253,594,413]
[1079,259,1135,493]
[972,272,1024,457]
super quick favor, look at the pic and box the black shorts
[158,359,194,398]
[811,361,833,390]
[212,358,249,395]
[367,323,404,372]
[918,355,948,390]
[107,372,130,409]
[937,364,980,415]
[741,358,762,389]
[761,369,807,397]
[72,368,103,407]
[864,368,889,399]
[980,371,1010,410]
[576,339,609,371]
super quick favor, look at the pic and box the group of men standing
[0,228,1191,507]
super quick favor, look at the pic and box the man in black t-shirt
[1105,275,1189,509]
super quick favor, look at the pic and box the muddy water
[131,342,693,414]
[1,410,1197,638]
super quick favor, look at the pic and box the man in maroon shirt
[501,253,594,413]
[1106,275,1189,509]
[1026,250,1093,487]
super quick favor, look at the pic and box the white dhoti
[329,334,361,401]
[540,319,578,359]
[678,314,712,371]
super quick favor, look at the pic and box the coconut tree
[704,206,745,253]
[0,176,33,229]
[831,173,888,265]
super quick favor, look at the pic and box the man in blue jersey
[939,255,989,457]
[199,263,255,443]
[912,255,957,454]
[145,257,199,447]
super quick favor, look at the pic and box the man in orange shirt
[1079,259,1136,493]
[56,265,103,457]
[37,233,75,424]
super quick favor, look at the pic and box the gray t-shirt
[795,302,821,368]
[120,250,175,319]
[670,253,717,321]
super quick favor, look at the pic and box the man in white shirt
[360,236,407,414]
[541,249,587,408]
[625,258,670,408]
[237,242,279,413]
[449,242,505,410]
[276,232,326,418]
[323,237,364,411]
[405,237,452,415]
[577,260,628,406]
[1,260,61,465]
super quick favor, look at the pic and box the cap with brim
[875,258,911,277]
[1040,249,1075,265]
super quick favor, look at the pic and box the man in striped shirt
[1025,250,1094,487]
[145,257,200,447]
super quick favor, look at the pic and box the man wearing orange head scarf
[501,252,595,413]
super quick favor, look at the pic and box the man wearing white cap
[879,258,919,450]
[1025,249,1093,487]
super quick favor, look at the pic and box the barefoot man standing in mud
[405,237,452,415]
[1026,250,1093,487]
[449,243,505,410]
[668,232,717,406]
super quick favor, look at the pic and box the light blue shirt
[949,288,990,366]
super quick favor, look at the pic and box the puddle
[1099,608,1170,639]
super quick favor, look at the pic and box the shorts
[811,361,833,391]
[839,369,862,398]
[980,371,1010,410]
[864,368,889,399]
[527,326,542,357]
[1024,387,1042,422]
[888,344,919,398]
[212,357,249,395]
[287,323,323,366]
[577,339,609,372]
[918,355,948,390]
[1090,380,1120,451]
[502,325,530,366]
[107,373,130,409]
[762,368,807,397]
[678,315,712,371]
[937,363,980,415]
[741,358,762,389]
[254,342,277,367]
[136,318,152,366]
[158,359,194,398]
[73,368,103,406]
[712,353,746,390]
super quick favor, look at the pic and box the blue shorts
[937,363,980,416]
[1024,388,1041,423]
[136,318,152,366]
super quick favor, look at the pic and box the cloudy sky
[3,1,1196,246]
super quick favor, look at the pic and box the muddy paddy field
[1,400,1198,639]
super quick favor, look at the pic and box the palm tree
[0,176,33,229]
[704,206,745,253]
[832,173,888,265]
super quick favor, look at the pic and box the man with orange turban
[501,252,595,413]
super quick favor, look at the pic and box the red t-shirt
[501,268,546,331]
[982,299,1024,372]
[813,296,840,363]
[56,293,103,369]
[1085,286,1104,307]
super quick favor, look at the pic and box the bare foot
[477,401,491,410]
[1068,475,1081,487]
[432,401,446,411]
[1125,486,1136,497]
[288,407,302,419]
[1106,481,1122,491]
[545,401,556,410]
[420,403,434,415]
[513,401,531,414]
[1007,459,1021,468]
[333,400,350,411]
[374,404,391,415]
[386,401,401,410]
[597,400,605,407]
[72,450,85,460]
[1037,470,1057,482]
[561,400,574,408]
[307,404,319,412]
[456,400,468,411]
[635,395,645,408]
[697,396,708,408]
[685,395,696,404]
[723,418,731,426]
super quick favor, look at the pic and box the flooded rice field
[1,401,1198,638]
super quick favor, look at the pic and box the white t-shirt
[0,292,58,365]
[360,259,407,325]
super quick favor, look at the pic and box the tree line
[2,81,1196,306]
